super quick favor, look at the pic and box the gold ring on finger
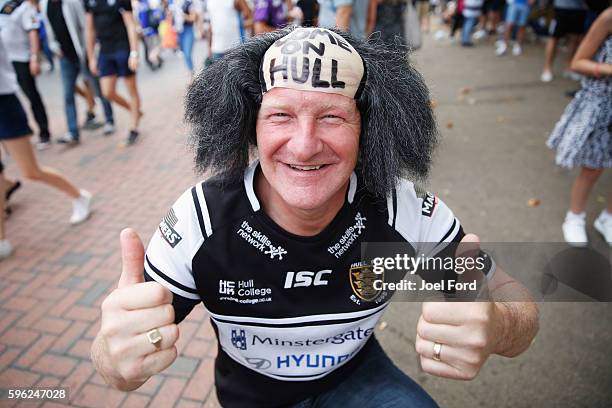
[433,342,443,362]
[146,328,163,351]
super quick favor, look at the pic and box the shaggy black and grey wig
[185,27,437,198]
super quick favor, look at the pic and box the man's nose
[286,117,323,162]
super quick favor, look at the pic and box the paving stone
[57,252,92,267]
[76,281,111,307]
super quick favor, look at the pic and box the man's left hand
[415,300,505,380]
[415,233,505,380]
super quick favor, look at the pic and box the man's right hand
[91,228,179,390]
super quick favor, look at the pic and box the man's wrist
[492,301,511,355]
[129,50,139,58]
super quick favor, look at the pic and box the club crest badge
[349,263,382,302]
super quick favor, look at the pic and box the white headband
[260,28,365,99]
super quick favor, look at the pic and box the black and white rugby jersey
[144,161,494,407]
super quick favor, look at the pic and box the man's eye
[272,113,289,118]
[321,115,342,121]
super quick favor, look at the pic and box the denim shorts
[98,50,134,78]
[0,94,32,140]
[506,3,530,27]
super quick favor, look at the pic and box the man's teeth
[289,164,323,171]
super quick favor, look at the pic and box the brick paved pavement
[0,44,221,407]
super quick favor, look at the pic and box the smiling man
[91,27,539,407]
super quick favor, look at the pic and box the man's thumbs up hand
[91,229,179,391]
[415,233,502,381]
[118,228,146,288]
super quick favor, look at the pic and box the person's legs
[462,16,477,45]
[11,61,51,142]
[82,61,114,126]
[180,25,194,73]
[542,36,558,78]
[2,137,80,198]
[307,338,439,407]
[59,58,81,139]
[122,75,141,131]
[450,12,464,38]
[100,75,130,110]
[562,167,603,245]
[569,167,603,214]
[516,26,526,46]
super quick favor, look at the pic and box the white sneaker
[57,132,79,146]
[103,123,115,135]
[473,29,487,40]
[540,70,553,82]
[434,30,447,41]
[0,239,12,260]
[36,140,51,151]
[495,42,508,56]
[70,190,92,225]
[512,43,522,56]
[594,211,612,246]
[562,211,588,247]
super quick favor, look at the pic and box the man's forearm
[493,300,539,358]
[29,30,40,56]
[124,13,139,53]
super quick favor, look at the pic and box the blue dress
[546,36,612,169]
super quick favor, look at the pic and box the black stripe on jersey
[439,218,458,243]
[211,304,388,329]
[392,188,398,227]
[191,185,207,237]
[145,255,199,294]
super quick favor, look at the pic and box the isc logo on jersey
[159,208,183,248]
[284,270,332,289]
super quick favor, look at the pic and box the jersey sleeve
[144,187,204,305]
[20,3,40,31]
[392,179,495,278]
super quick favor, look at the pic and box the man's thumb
[455,233,481,259]
[118,228,146,288]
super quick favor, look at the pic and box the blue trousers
[179,24,194,72]
[291,337,439,408]
[462,16,478,45]
[59,57,113,140]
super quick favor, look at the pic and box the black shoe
[5,180,21,201]
[82,112,103,130]
[126,130,139,146]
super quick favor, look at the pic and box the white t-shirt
[0,33,18,93]
[207,0,241,54]
[0,0,40,62]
